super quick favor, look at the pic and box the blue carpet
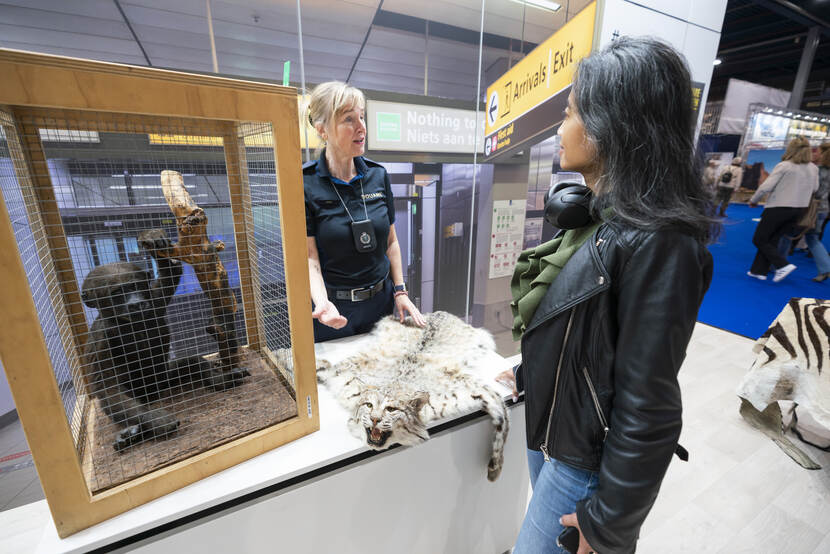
[697,203,830,339]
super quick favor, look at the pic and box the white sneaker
[747,271,767,281]
[773,264,796,282]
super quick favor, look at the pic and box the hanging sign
[484,2,597,161]
[367,100,484,154]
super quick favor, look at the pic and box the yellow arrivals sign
[484,2,597,158]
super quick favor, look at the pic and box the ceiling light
[713,59,722,66]
[508,0,562,13]
[777,110,784,114]
[786,112,792,116]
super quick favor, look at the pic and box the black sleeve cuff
[513,363,524,393]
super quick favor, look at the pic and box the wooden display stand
[0,49,317,537]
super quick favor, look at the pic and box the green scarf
[510,222,602,340]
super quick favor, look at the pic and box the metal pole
[424,20,429,96]
[296,0,310,162]
[787,26,820,110]
[206,0,219,73]
[520,2,525,59]
[465,0,486,323]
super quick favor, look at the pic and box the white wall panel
[686,0,728,32]
[683,24,721,91]
[598,0,688,52]
[622,0,690,21]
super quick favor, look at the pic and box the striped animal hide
[316,311,509,481]
[737,298,830,432]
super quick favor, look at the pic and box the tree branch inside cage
[139,169,244,373]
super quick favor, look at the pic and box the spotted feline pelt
[316,311,509,481]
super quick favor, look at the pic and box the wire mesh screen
[4,110,296,494]
[0,116,81,436]
[239,124,294,364]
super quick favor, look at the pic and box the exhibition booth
[0,47,528,552]
[10,1,819,553]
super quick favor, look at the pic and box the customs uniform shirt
[304,153,395,288]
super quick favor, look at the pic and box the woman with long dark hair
[502,37,718,553]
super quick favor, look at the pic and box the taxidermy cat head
[348,385,430,449]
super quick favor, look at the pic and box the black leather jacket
[515,220,713,553]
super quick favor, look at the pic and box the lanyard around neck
[329,177,369,223]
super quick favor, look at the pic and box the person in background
[703,159,719,190]
[715,157,743,217]
[304,81,425,342]
[806,142,830,282]
[747,136,819,283]
[500,38,717,553]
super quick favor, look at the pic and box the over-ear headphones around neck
[543,181,594,230]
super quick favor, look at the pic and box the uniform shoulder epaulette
[362,157,385,168]
[302,159,318,174]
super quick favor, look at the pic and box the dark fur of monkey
[80,231,249,452]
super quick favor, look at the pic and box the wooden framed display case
[0,49,317,537]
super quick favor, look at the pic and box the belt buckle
[350,288,359,302]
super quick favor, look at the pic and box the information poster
[489,199,526,279]
[523,217,544,250]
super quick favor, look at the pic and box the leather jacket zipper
[582,367,609,441]
[540,309,575,462]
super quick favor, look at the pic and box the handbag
[791,198,820,240]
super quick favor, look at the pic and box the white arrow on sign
[487,91,499,127]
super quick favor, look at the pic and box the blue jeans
[805,212,830,275]
[514,450,599,553]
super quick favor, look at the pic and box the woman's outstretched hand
[312,300,348,329]
[495,369,518,401]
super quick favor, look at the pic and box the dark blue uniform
[304,151,395,342]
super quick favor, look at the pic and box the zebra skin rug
[737,298,830,468]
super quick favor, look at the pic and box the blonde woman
[303,81,425,342]
[748,136,819,282]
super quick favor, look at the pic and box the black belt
[328,277,386,302]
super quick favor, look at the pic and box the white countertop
[0,334,519,553]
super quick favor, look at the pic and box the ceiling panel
[0,40,147,66]
[0,0,575,102]
[1,0,123,20]
[0,23,142,56]
[0,5,131,37]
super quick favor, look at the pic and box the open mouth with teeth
[365,426,392,448]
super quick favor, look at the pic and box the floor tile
[639,503,734,553]
[719,504,824,554]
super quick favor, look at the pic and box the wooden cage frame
[0,49,317,537]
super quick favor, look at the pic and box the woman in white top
[747,137,819,282]
[715,157,744,217]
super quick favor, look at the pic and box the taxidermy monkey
[81,229,249,451]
